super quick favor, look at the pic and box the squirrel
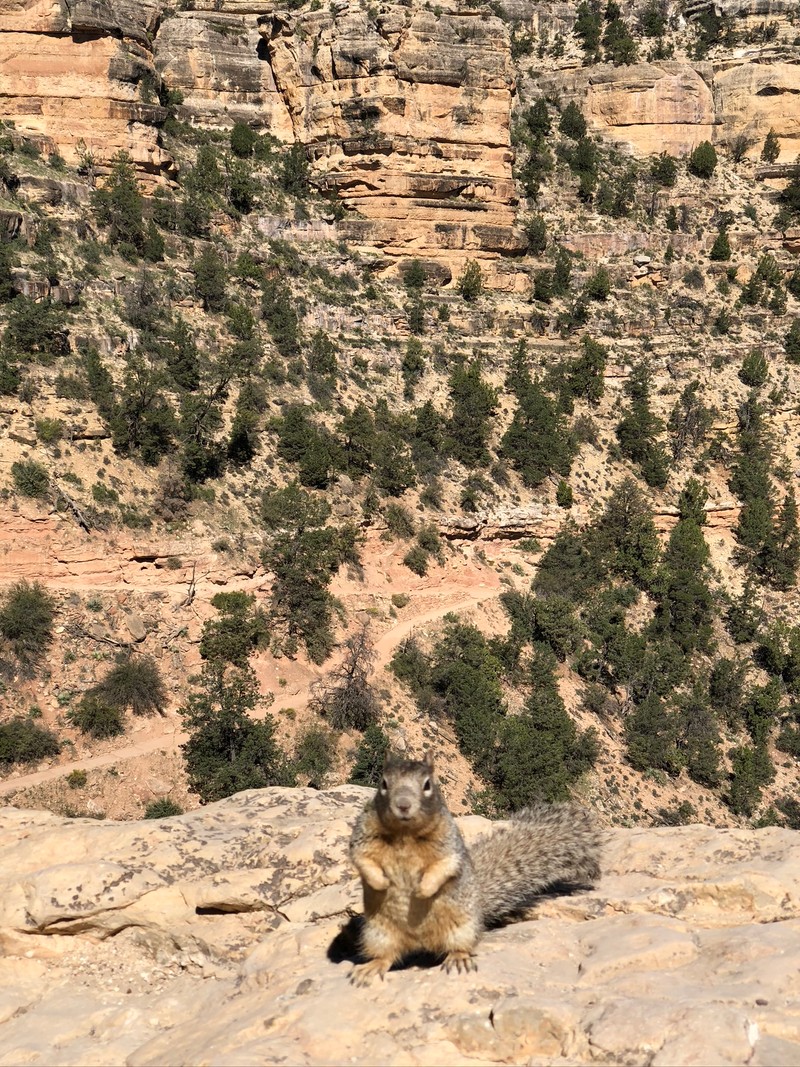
[348,751,601,986]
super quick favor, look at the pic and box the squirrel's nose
[397,800,411,815]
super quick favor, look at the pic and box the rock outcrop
[0,788,798,1066]
[537,62,716,157]
[154,11,293,137]
[0,0,173,181]
[261,3,525,286]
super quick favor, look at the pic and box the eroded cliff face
[263,4,524,284]
[2,0,800,278]
[0,0,173,181]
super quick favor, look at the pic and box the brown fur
[348,755,602,985]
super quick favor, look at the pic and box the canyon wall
[1,0,799,274]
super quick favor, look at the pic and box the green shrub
[230,122,257,158]
[294,726,334,786]
[278,143,310,196]
[67,769,87,789]
[180,662,295,803]
[585,266,611,301]
[200,592,270,668]
[144,798,184,818]
[12,459,49,498]
[556,480,573,508]
[785,319,800,362]
[457,261,483,302]
[709,228,731,261]
[348,724,390,785]
[739,349,768,388]
[384,502,416,539]
[559,102,587,140]
[0,716,60,765]
[403,259,427,291]
[68,695,125,739]
[93,655,167,716]
[650,153,677,187]
[760,128,780,164]
[688,141,717,179]
[0,580,56,667]
[624,694,681,775]
[524,215,547,254]
[403,544,430,576]
[35,417,64,444]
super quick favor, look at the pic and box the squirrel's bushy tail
[470,802,602,925]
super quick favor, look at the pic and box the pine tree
[760,128,780,164]
[678,684,722,787]
[784,319,800,362]
[446,362,497,467]
[180,662,294,803]
[653,499,715,654]
[500,374,575,488]
[688,141,717,179]
[624,694,681,775]
[709,228,731,261]
[591,478,661,588]
[616,362,669,488]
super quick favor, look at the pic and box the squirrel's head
[374,750,442,832]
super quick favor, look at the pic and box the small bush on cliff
[199,591,270,668]
[0,580,56,669]
[457,261,483,302]
[761,128,780,164]
[92,150,146,252]
[349,724,391,786]
[688,141,717,179]
[11,459,49,498]
[92,655,167,717]
[68,695,125,739]
[709,228,731,261]
[0,716,60,765]
[739,349,768,388]
[144,798,184,819]
[230,123,257,159]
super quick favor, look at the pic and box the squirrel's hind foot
[442,950,477,975]
[350,958,392,987]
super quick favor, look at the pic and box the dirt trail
[0,582,500,798]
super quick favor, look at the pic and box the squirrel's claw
[350,959,392,987]
[442,951,478,975]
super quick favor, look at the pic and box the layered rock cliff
[3,0,799,279]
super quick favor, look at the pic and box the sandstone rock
[538,62,715,156]
[713,62,800,162]
[154,13,293,135]
[0,1,173,182]
[0,790,796,1065]
[123,612,147,642]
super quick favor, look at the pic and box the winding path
[0,582,500,797]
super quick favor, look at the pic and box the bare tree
[310,624,380,731]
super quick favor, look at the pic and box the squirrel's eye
[423,778,431,792]
[380,778,388,792]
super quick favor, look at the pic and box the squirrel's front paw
[350,958,392,987]
[442,951,478,975]
[358,860,390,892]
[418,870,441,898]
[366,869,390,892]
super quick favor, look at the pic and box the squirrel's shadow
[327,915,442,971]
[328,879,592,970]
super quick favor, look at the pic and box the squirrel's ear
[383,749,400,769]
[422,750,435,772]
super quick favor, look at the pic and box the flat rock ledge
[0,788,798,1066]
